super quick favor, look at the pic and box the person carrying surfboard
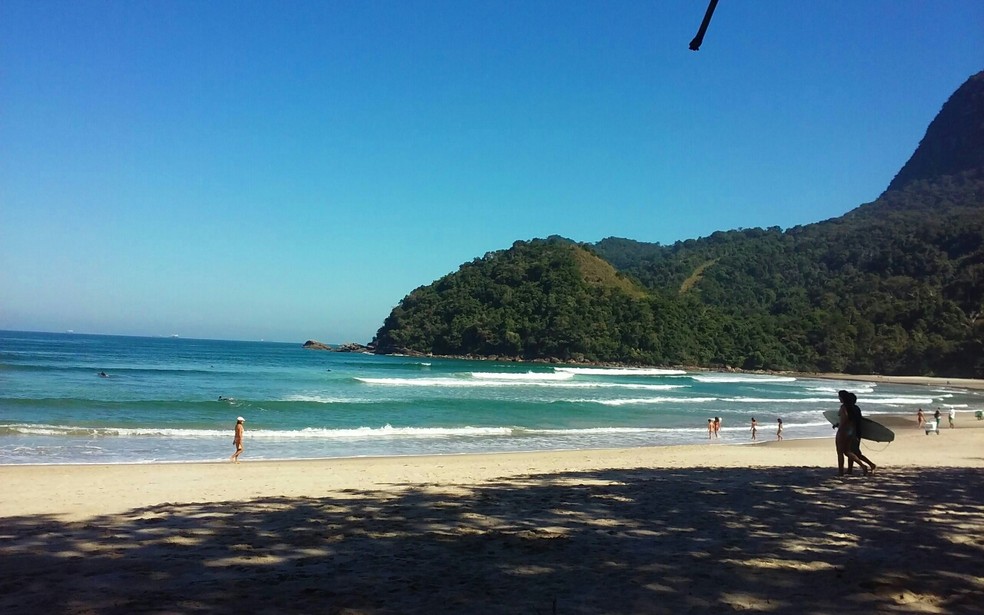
[835,390,875,476]
[846,394,877,474]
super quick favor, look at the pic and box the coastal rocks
[333,342,372,353]
[302,340,374,353]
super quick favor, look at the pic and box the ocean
[1,330,978,465]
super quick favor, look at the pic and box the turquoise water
[1,330,979,464]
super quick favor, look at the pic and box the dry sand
[2,414,983,614]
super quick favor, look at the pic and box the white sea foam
[522,426,682,435]
[1,423,515,439]
[690,374,797,383]
[470,371,574,381]
[3,424,226,438]
[358,377,471,387]
[861,396,935,405]
[806,385,876,394]
[594,397,719,406]
[286,425,515,438]
[282,394,375,404]
[553,367,687,376]
[355,377,686,391]
[721,397,847,404]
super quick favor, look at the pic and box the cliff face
[886,70,984,193]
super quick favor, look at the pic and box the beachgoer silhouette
[835,390,875,475]
[776,417,783,441]
[847,394,876,473]
[750,417,757,440]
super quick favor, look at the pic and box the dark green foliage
[371,71,984,377]
[373,238,674,363]
[587,171,984,376]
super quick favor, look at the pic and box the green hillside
[372,71,984,376]
[372,239,674,363]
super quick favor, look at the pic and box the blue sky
[2,1,982,343]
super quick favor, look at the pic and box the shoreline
[802,371,984,390]
[3,414,983,613]
[3,414,981,522]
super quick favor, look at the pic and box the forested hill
[372,71,984,377]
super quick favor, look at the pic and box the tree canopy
[371,72,984,377]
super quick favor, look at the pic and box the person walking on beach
[934,408,942,426]
[776,417,783,441]
[230,416,245,463]
[713,416,721,438]
[750,417,758,440]
[835,390,875,476]
[848,393,876,474]
[949,407,956,428]
[916,408,924,428]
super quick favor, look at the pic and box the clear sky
[1,1,982,343]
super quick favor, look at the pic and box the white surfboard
[823,410,895,443]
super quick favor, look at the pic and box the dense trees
[371,72,984,377]
[371,172,983,376]
[372,181,983,377]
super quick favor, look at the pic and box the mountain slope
[372,71,984,376]
[886,71,984,192]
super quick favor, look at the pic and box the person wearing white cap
[230,416,246,463]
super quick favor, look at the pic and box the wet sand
[2,415,982,613]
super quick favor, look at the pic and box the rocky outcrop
[302,340,374,353]
[333,342,372,353]
[886,70,984,192]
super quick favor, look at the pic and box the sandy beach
[810,372,984,391]
[2,414,983,614]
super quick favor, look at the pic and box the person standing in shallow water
[750,417,758,440]
[230,416,245,463]
[707,419,714,439]
[776,418,783,441]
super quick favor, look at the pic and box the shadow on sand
[1,466,982,614]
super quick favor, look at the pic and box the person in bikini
[230,416,245,463]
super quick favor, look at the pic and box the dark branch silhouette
[689,0,720,51]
